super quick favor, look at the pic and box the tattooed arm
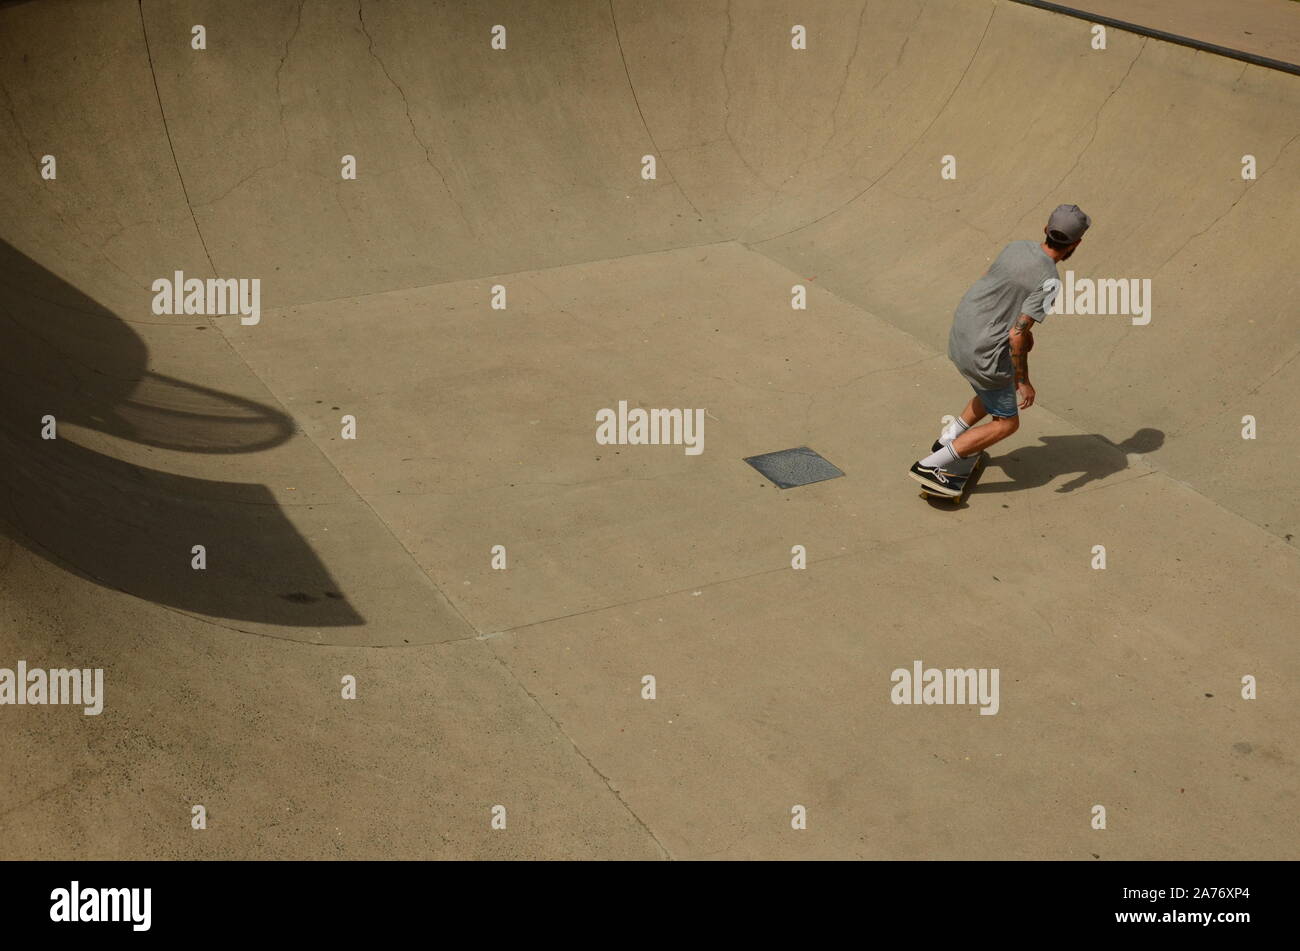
[1009,313,1036,407]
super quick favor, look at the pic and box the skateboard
[918,450,989,504]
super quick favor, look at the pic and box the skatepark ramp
[1,0,1296,860]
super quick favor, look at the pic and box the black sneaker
[909,460,965,497]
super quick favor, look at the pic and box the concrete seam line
[606,0,715,234]
[136,0,218,277]
[1005,0,1300,75]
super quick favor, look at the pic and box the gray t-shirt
[948,240,1058,389]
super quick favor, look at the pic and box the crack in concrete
[192,158,285,210]
[276,0,307,144]
[1024,39,1147,225]
[719,0,780,193]
[1154,129,1300,274]
[137,0,217,277]
[828,351,944,389]
[481,645,673,860]
[606,0,713,232]
[190,4,304,210]
[0,76,38,161]
[1246,344,1300,396]
[0,767,110,823]
[872,179,1000,248]
[1099,131,1300,370]
[98,215,164,247]
[660,136,729,155]
[751,2,998,249]
[863,4,921,104]
[356,0,472,231]
[738,0,871,240]
[819,1,870,158]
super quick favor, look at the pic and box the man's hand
[1017,380,1036,409]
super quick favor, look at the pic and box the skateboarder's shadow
[983,428,1164,493]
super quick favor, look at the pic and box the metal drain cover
[743,447,845,489]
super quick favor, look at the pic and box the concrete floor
[1,0,1296,859]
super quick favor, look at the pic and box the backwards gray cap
[1047,204,1091,243]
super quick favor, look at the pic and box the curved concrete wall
[1,0,1296,859]
[4,2,1295,551]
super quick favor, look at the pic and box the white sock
[920,444,960,468]
[940,416,970,445]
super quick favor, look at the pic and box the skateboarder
[909,204,1091,497]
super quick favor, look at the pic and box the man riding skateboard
[909,204,1091,497]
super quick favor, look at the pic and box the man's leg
[951,383,1018,456]
[961,395,988,427]
[912,382,1018,493]
[939,394,989,445]
[952,413,1018,456]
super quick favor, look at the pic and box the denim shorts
[972,381,1018,418]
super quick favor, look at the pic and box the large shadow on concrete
[987,428,1166,493]
[0,238,361,626]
